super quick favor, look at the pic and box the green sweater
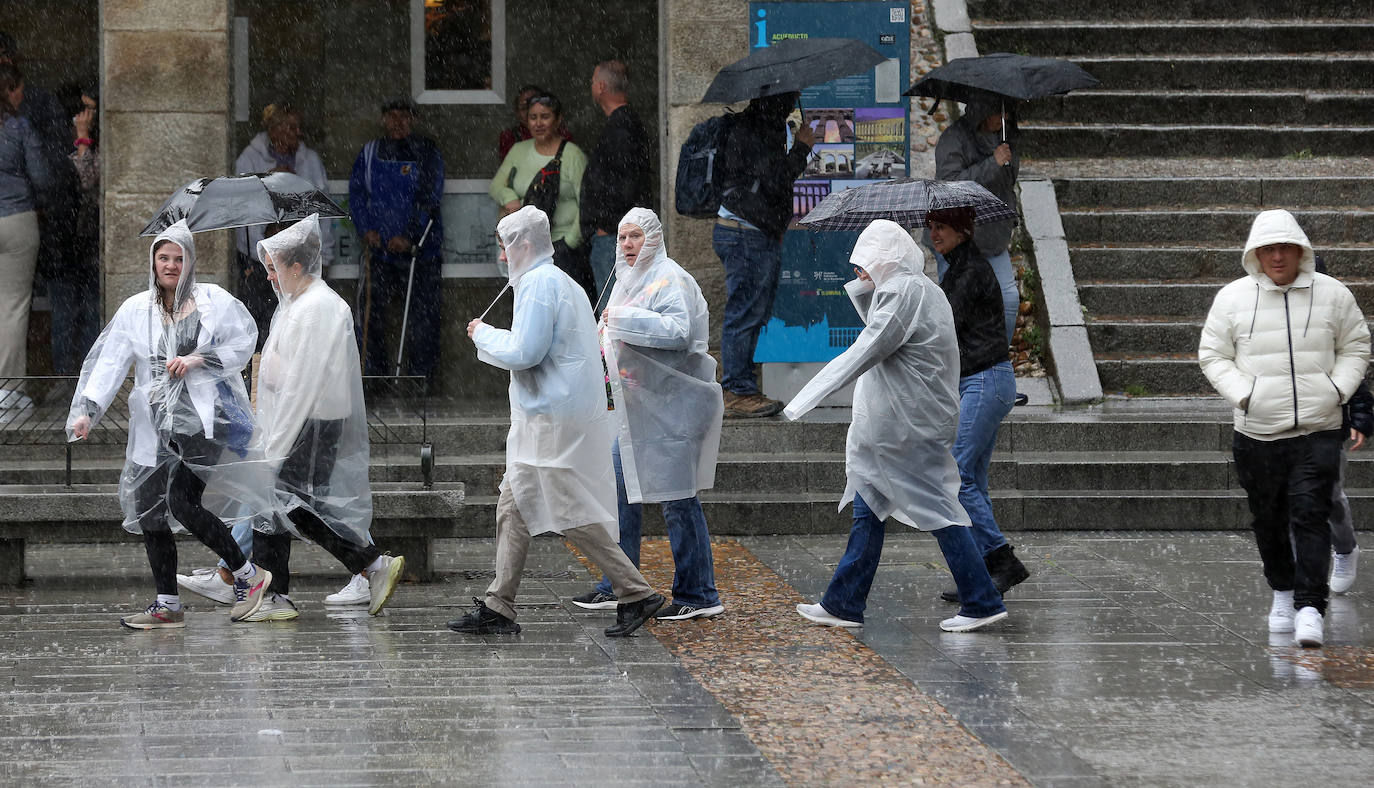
[489,139,588,248]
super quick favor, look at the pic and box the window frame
[410,0,506,105]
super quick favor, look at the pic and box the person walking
[926,207,1030,604]
[579,61,652,303]
[66,221,273,629]
[1199,209,1370,648]
[451,205,664,637]
[785,220,1008,633]
[570,208,724,620]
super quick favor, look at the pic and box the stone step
[1066,54,1374,91]
[967,0,1371,22]
[1061,208,1374,244]
[1087,318,1203,354]
[975,20,1374,57]
[1052,176,1374,209]
[1080,278,1374,316]
[1069,245,1374,280]
[1019,123,1374,159]
[1021,91,1374,128]
[1096,356,1214,394]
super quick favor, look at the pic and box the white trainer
[795,602,862,628]
[940,610,1009,633]
[242,593,299,622]
[1268,590,1295,633]
[323,574,370,605]
[1294,606,1323,648]
[1331,547,1359,595]
[176,567,235,605]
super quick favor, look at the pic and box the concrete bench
[0,481,465,585]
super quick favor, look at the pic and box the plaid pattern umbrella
[799,178,1016,232]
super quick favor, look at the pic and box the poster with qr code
[890,7,906,23]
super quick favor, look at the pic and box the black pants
[252,419,380,594]
[136,433,248,596]
[1232,429,1342,613]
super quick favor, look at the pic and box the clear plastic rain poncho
[602,208,723,503]
[783,220,970,531]
[473,205,617,539]
[66,220,268,534]
[253,214,372,544]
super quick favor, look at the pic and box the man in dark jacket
[713,92,812,418]
[580,60,652,303]
[349,98,446,377]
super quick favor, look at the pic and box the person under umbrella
[66,220,274,628]
[570,207,725,620]
[239,214,405,620]
[785,219,1008,633]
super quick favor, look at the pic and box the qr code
[890,7,906,23]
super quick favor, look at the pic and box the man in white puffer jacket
[1200,209,1370,649]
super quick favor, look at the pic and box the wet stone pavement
[2,531,1371,786]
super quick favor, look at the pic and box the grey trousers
[0,210,40,379]
[1330,444,1359,555]
[485,484,653,621]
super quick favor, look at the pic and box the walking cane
[394,218,436,378]
[359,245,375,373]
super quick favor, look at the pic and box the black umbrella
[905,52,1099,105]
[140,172,347,236]
[799,178,1016,233]
[702,38,888,104]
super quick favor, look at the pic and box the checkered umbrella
[798,178,1016,232]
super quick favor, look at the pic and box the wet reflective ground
[2,531,1370,786]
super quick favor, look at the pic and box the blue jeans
[595,441,721,608]
[713,224,782,395]
[588,233,617,312]
[936,249,1018,342]
[954,362,1016,556]
[819,492,1004,623]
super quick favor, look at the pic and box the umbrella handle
[477,282,510,322]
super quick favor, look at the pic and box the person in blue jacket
[349,97,445,377]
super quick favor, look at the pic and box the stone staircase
[968,0,1374,395]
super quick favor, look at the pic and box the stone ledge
[103,0,227,32]
[944,32,979,61]
[932,0,972,34]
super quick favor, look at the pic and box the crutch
[394,218,435,378]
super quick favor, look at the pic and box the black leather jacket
[939,240,1009,378]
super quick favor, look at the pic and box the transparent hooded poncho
[602,208,723,503]
[253,214,372,545]
[783,220,970,531]
[473,205,617,539]
[66,220,271,534]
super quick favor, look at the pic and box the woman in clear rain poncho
[784,219,1008,633]
[450,205,664,637]
[570,207,724,620]
[66,220,274,628]
[240,214,405,620]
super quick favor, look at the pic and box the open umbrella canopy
[702,38,888,104]
[799,178,1016,232]
[905,52,1099,104]
[140,172,347,236]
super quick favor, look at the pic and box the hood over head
[497,204,555,284]
[960,99,1017,136]
[614,207,667,283]
[257,213,323,302]
[1242,209,1316,279]
[850,220,923,288]
[149,219,198,312]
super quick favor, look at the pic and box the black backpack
[674,113,734,218]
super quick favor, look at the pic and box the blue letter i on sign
[755,8,768,47]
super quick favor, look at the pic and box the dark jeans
[45,265,101,374]
[819,492,1004,623]
[135,432,248,595]
[713,223,782,396]
[1232,430,1343,613]
[587,233,617,314]
[357,255,442,377]
[253,419,379,595]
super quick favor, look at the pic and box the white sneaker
[1294,606,1323,648]
[795,602,862,628]
[940,610,1009,633]
[242,593,299,622]
[367,555,405,616]
[1268,590,1295,633]
[176,567,235,605]
[1331,547,1359,594]
[323,574,370,605]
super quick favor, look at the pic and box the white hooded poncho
[783,220,970,531]
[66,220,268,534]
[473,205,617,539]
[253,214,372,544]
[602,208,723,503]
[235,132,334,266]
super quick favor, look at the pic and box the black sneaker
[605,593,666,637]
[570,589,619,610]
[655,602,725,621]
[448,597,521,635]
